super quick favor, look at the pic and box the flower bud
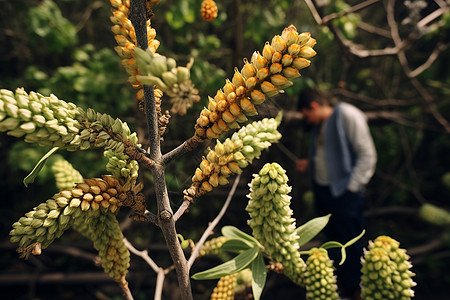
[283,67,301,79]
[241,58,256,79]
[299,46,317,59]
[250,90,266,104]
[269,63,283,74]
[232,68,245,87]
[261,81,279,97]
[262,42,275,61]
[271,35,287,52]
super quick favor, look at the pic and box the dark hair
[297,87,328,110]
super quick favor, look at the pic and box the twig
[173,200,190,222]
[321,0,381,25]
[357,21,391,38]
[409,43,448,78]
[75,1,104,32]
[123,238,160,273]
[187,174,241,269]
[417,6,450,29]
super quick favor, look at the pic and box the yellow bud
[260,81,279,97]
[251,51,268,70]
[94,195,103,202]
[217,99,228,112]
[256,67,270,80]
[235,113,248,123]
[228,162,243,174]
[227,92,237,103]
[193,168,204,182]
[272,51,283,63]
[297,32,311,46]
[262,41,275,61]
[269,63,283,74]
[299,46,316,59]
[292,57,311,70]
[201,181,213,192]
[271,35,287,52]
[220,165,232,176]
[83,193,94,202]
[217,119,229,131]
[91,201,100,211]
[218,176,229,186]
[271,74,291,88]
[232,68,245,87]
[241,58,256,79]
[245,76,258,89]
[81,200,90,211]
[250,90,266,104]
[215,141,226,156]
[206,127,220,139]
[90,185,101,195]
[197,114,210,127]
[109,204,118,213]
[283,67,301,79]
[235,85,246,97]
[282,54,293,66]
[222,110,236,123]
[223,79,235,95]
[101,200,110,209]
[200,159,212,175]
[305,38,316,48]
[77,183,90,193]
[209,173,219,187]
[281,25,299,46]
[211,122,222,135]
[209,111,219,123]
[114,35,128,46]
[240,98,258,116]
[214,90,227,102]
[208,96,217,112]
[229,103,242,116]
[207,149,219,163]
[288,43,301,56]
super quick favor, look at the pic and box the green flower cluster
[246,162,305,286]
[9,193,83,251]
[419,203,450,226]
[10,175,126,253]
[74,209,130,281]
[199,236,229,257]
[0,88,139,188]
[104,149,139,192]
[304,248,339,300]
[361,236,416,300]
[51,159,84,190]
[184,116,282,203]
[209,273,237,300]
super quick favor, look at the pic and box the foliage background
[0,0,449,299]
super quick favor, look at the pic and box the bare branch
[303,0,323,25]
[409,43,448,78]
[357,21,391,38]
[321,0,381,24]
[187,174,241,269]
[417,6,450,29]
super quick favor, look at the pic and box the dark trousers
[312,182,365,295]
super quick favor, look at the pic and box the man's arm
[341,105,377,192]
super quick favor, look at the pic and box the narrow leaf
[251,251,267,300]
[221,239,252,252]
[23,147,59,187]
[338,230,366,265]
[320,241,343,249]
[221,226,258,247]
[296,214,331,246]
[192,246,259,280]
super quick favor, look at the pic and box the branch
[321,0,381,25]
[409,43,448,78]
[417,6,450,29]
[187,174,241,269]
[357,21,391,38]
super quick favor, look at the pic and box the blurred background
[0,0,449,299]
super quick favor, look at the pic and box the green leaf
[251,252,267,300]
[296,214,331,246]
[221,226,258,248]
[221,239,252,252]
[338,230,366,265]
[192,246,259,280]
[23,147,59,187]
[320,241,343,249]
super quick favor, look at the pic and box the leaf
[251,252,267,300]
[338,230,366,265]
[320,241,343,249]
[23,147,59,187]
[192,246,259,280]
[221,226,259,248]
[296,214,331,246]
[221,239,252,252]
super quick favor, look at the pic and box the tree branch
[187,174,241,269]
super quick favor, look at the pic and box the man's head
[297,88,331,125]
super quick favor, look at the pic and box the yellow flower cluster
[191,25,316,145]
[210,273,237,300]
[109,0,161,109]
[201,0,218,22]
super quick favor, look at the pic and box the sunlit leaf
[221,226,258,247]
[251,252,267,300]
[192,246,259,280]
[296,214,331,246]
[221,239,252,252]
[23,147,59,187]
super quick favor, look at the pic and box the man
[296,88,377,300]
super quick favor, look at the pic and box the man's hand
[296,159,309,173]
